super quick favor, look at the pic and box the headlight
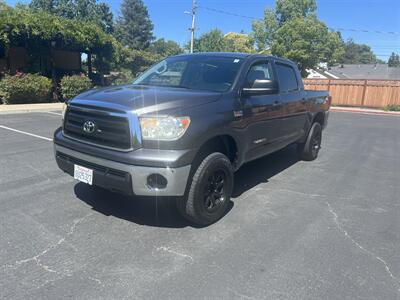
[61,102,68,121]
[139,116,191,140]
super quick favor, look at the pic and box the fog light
[147,174,168,190]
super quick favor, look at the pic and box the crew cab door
[274,62,308,143]
[240,60,283,162]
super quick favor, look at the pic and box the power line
[198,5,400,36]
[198,6,260,21]
[332,28,400,35]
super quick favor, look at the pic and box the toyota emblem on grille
[83,120,96,134]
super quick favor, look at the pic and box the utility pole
[189,0,197,53]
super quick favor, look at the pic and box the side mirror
[242,79,278,96]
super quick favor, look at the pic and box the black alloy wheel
[177,152,233,226]
[203,170,227,212]
[310,127,322,157]
[297,122,323,161]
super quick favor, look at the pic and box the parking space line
[45,111,62,116]
[0,125,53,141]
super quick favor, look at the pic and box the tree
[224,32,255,53]
[271,16,344,76]
[342,39,378,64]
[29,0,114,33]
[94,2,114,34]
[388,52,400,67]
[252,8,278,52]
[252,0,343,74]
[29,0,56,13]
[0,5,118,83]
[149,38,182,57]
[116,47,160,80]
[0,6,116,56]
[252,0,316,52]
[275,0,316,24]
[193,29,226,52]
[115,0,154,50]
[190,29,255,53]
[0,0,11,51]
[325,31,345,66]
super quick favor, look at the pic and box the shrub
[60,75,92,100]
[0,74,53,104]
[383,104,400,112]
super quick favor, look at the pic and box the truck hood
[70,84,222,115]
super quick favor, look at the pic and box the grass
[383,104,400,112]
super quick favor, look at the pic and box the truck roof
[174,52,295,65]
[175,52,252,58]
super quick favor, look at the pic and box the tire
[297,122,322,161]
[177,152,233,226]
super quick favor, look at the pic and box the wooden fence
[303,79,400,108]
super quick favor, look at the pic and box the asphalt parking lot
[0,111,399,299]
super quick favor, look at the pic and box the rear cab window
[275,63,299,93]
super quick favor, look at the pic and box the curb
[0,103,64,114]
[330,107,400,117]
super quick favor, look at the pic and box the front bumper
[54,144,191,196]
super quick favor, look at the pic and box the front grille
[63,105,131,150]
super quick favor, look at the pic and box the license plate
[74,164,93,185]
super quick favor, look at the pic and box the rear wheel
[177,152,233,226]
[297,122,322,161]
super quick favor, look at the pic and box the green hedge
[384,104,400,112]
[60,75,92,100]
[0,74,53,104]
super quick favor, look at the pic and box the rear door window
[275,63,298,93]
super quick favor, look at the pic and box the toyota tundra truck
[54,53,330,225]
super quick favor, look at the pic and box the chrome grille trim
[62,103,142,152]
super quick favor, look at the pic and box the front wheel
[177,152,233,226]
[297,122,322,161]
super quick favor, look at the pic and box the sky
[7,0,400,61]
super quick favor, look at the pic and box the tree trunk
[50,47,58,101]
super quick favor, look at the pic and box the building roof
[309,64,400,80]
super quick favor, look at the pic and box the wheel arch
[193,134,240,170]
[313,111,325,127]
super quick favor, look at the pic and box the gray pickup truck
[54,53,330,225]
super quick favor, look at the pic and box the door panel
[240,61,283,162]
[280,91,308,142]
[275,63,308,143]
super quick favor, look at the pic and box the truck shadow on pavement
[74,145,299,228]
[232,145,299,198]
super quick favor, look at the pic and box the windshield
[133,56,244,92]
